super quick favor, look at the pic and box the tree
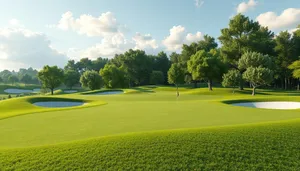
[110,49,152,86]
[275,31,297,89]
[288,60,300,90]
[187,50,226,91]
[38,65,64,95]
[80,70,103,90]
[168,63,185,95]
[64,60,78,71]
[0,70,12,83]
[243,67,273,95]
[219,14,275,90]
[100,64,128,88]
[92,57,109,71]
[64,70,80,89]
[8,75,18,85]
[181,35,218,63]
[20,74,32,86]
[150,71,164,85]
[222,70,241,93]
[0,77,3,83]
[170,52,181,64]
[151,51,171,84]
[77,58,93,73]
[238,52,274,95]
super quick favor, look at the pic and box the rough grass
[0,119,299,170]
[0,86,300,170]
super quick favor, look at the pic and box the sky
[0,0,299,71]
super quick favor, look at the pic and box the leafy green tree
[187,50,226,91]
[38,65,64,95]
[110,49,152,86]
[275,31,297,89]
[20,74,32,86]
[8,75,18,85]
[0,77,3,83]
[150,71,164,85]
[222,70,241,93]
[168,63,185,95]
[80,70,103,90]
[64,60,78,71]
[64,70,80,89]
[219,14,275,89]
[170,52,181,64]
[288,60,300,90]
[100,64,128,88]
[77,58,93,73]
[92,57,109,71]
[238,52,274,95]
[151,51,170,84]
[292,25,300,59]
[0,70,12,83]
[181,35,218,63]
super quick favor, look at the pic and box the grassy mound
[0,96,106,120]
[1,119,299,170]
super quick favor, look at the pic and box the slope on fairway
[1,89,300,148]
[0,119,299,170]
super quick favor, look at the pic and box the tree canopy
[38,65,64,95]
[80,70,103,90]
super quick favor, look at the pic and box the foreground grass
[1,119,299,170]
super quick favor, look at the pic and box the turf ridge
[0,119,299,170]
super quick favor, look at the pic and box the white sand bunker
[232,101,300,110]
[92,91,123,95]
[4,89,33,94]
[33,101,84,108]
[64,90,78,93]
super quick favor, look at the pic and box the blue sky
[0,0,299,70]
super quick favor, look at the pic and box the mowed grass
[0,86,300,170]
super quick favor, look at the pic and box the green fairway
[0,87,300,170]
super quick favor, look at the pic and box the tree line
[1,14,300,96]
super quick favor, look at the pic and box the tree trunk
[51,89,54,95]
[239,75,244,90]
[252,86,256,96]
[298,79,300,91]
[285,77,287,90]
[232,87,235,94]
[208,79,213,91]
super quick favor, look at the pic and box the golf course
[0,86,300,170]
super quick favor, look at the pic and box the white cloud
[195,0,204,8]
[132,33,158,50]
[0,27,68,71]
[186,32,203,44]
[162,25,203,52]
[66,32,160,60]
[54,11,123,37]
[256,8,300,30]
[236,0,257,13]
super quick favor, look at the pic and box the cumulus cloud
[162,25,203,52]
[195,0,204,8]
[54,11,124,37]
[256,8,300,30]
[0,27,68,71]
[236,0,257,13]
[132,33,158,50]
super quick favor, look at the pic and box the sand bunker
[64,90,78,93]
[92,91,123,95]
[232,101,300,110]
[33,101,84,108]
[4,89,33,94]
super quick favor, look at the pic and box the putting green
[0,88,300,148]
